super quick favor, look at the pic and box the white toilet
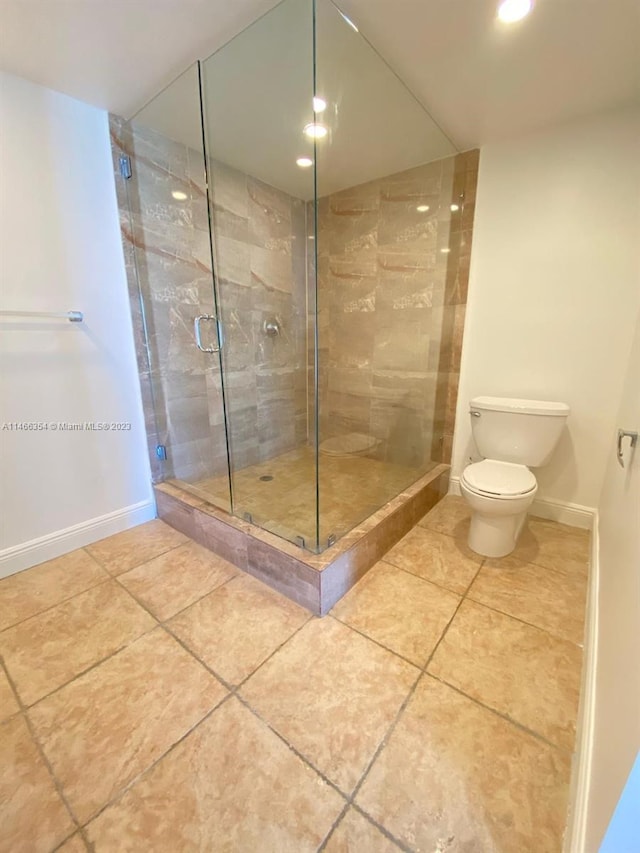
[460,396,570,558]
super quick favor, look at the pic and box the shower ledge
[153,463,450,616]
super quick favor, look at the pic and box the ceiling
[134,0,455,198]
[1,0,638,153]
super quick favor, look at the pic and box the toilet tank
[469,396,570,467]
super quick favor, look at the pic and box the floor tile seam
[76,692,234,833]
[522,557,589,580]
[482,556,589,582]
[0,655,22,722]
[424,672,576,756]
[346,666,427,810]
[316,799,413,853]
[349,802,416,853]
[110,576,238,692]
[421,567,481,675]
[233,691,350,802]
[22,620,161,711]
[114,536,223,582]
[417,521,465,539]
[2,654,85,839]
[232,614,315,690]
[121,568,241,624]
[51,830,87,852]
[88,538,188,577]
[377,554,471,598]
[0,575,114,635]
[326,613,427,671]
[462,593,585,648]
[148,569,315,695]
[315,801,350,852]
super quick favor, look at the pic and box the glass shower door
[199,0,319,550]
[125,64,232,509]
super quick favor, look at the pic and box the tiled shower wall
[109,116,308,485]
[313,150,478,468]
[111,110,477,488]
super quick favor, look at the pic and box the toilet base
[467,509,528,558]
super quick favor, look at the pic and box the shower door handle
[194,314,220,353]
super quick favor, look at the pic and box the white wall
[0,72,154,575]
[452,106,640,515]
[584,304,640,851]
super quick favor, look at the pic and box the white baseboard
[0,499,157,580]
[448,476,595,530]
[565,510,600,853]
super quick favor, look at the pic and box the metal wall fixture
[263,317,281,337]
[0,310,83,322]
[194,314,221,353]
[617,429,638,468]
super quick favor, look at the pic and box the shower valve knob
[263,318,280,337]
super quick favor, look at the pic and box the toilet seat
[462,459,537,498]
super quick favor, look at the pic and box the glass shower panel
[126,64,231,509]
[200,0,319,550]
[314,0,458,546]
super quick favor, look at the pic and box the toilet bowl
[460,396,569,558]
[460,460,537,557]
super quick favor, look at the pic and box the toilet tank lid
[470,396,570,416]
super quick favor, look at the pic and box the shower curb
[154,464,450,615]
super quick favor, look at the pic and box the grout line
[418,513,589,583]
[327,614,423,671]
[419,556,580,755]
[350,802,413,852]
[87,537,189,579]
[339,666,425,844]
[420,559,484,674]
[22,619,160,711]
[138,569,242,625]
[233,615,314,690]
[80,692,234,832]
[315,802,350,852]
[463,594,585,648]
[0,575,113,636]
[0,656,85,843]
[51,831,88,852]
[376,554,472,599]
[425,672,575,756]
[233,692,348,801]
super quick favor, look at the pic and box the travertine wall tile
[316,152,478,472]
[109,116,308,486]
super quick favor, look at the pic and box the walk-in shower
[111,0,477,564]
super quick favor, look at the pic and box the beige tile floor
[0,496,589,852]
[174,446,430,549]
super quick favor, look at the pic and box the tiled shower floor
[0,496,589,852]
[175,446,427,548]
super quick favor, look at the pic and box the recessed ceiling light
[450,203,460,212]
[313,96,327,113]
[416,205,430,213]
[440,247,451,254]
[338,11,359,32]
[172,190,188,201]
[303,123,328,139]
[497,0,532,23]
[296,157,313,168]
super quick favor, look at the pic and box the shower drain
[259,475,274,482]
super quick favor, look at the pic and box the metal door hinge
[155,444,167,461]
[119,154,132,180]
